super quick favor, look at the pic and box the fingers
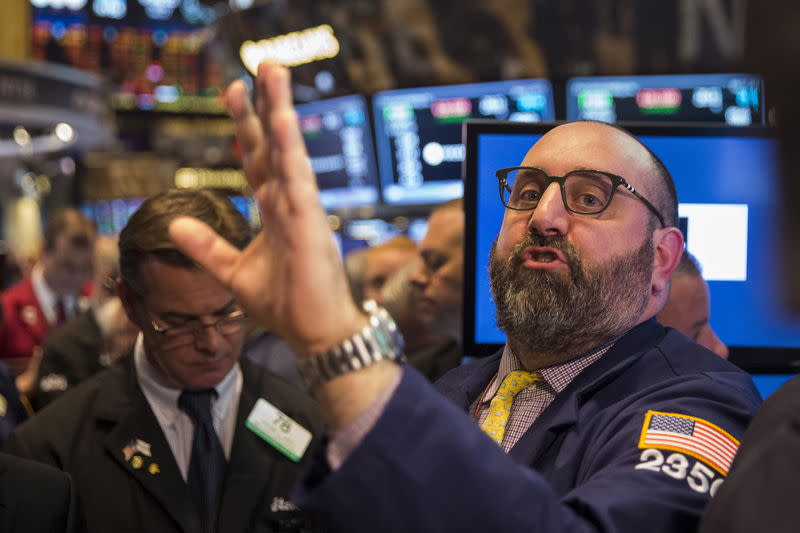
[226,80,270,191]
[259,62,317,203]
[232,61,317,211]
[168,217,242,289]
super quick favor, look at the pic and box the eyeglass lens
[503,168,615,213]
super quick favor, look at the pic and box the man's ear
[117,279,142,328]
[651,227,684,296]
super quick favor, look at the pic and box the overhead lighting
[13,127,31,146]
[239,25,340,74]
[54,122,76,143]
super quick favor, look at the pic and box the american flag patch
[638,410,739,475]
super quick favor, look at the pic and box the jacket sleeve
[294,366,756,533]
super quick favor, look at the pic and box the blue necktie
[178,389,227,533]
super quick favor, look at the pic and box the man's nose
[194,323,223,353]
[409,260,429,290]
[528,182,569,237]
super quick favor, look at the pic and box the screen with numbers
[566,74,764,126]
[372,79,555,206]
[295,94,380,210]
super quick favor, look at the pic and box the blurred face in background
[658,273,729,359]
[42,233,94,297]
[410,207,464,340]
[363,242,418,303]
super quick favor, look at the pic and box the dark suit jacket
[36,310,106,409]
[5,355,323,533]
[0,451,76,533]
[0,277,48,376]
[406,338,462,383]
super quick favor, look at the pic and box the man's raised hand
[169,61,366,355]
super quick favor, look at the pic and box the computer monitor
[566,74,764,126]
[80,198,145,235]
[749,373,796,399]
[463,121,800,367]
[295,95,380,210]
[82,195,260,235]
[373,79,555,206]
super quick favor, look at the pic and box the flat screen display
[463,121,800,363]
[295,95,380,210]
[750,374,796,399]
[81,194,259,235]
[373,79,555,206]
[566,74,764,126]
[31,1,227,113]
[80,197,145,235]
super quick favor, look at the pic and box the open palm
[169,62,365,355]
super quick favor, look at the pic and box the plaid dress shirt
[472,342,615,452]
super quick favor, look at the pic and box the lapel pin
[131,456,143,469]
[122,442,137,462]
[148,463,160,475]
[135,439,152,457]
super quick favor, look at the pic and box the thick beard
[489,232,653,363]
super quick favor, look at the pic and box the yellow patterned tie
[481,370,541,446]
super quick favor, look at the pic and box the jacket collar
[507,318,666,464]
[93,355,295,533]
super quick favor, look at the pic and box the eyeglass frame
[495,166,666,228]
[147,307,247,341]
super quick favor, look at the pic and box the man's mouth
[533,251,557,263]
[520,247,569,269]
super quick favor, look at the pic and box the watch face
[297,304,404,387]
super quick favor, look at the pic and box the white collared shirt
[31,263,77,326]
[134,334,243,480]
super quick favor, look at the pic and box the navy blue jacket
[296,319,760,532]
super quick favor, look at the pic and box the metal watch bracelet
[297,300,406,388]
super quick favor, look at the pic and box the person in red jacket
[0,208,95,389]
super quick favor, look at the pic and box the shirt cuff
[326,367,404,470]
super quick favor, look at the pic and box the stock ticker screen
[295,95,380,210]
[372,79,555,206]
[30,0,226,113]
[566,74,764,126]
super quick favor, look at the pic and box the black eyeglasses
[148,308,246,348]
[496,166,665,227]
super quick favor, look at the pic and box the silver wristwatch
[297,300,406,388]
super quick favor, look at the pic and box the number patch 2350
[635,448,724,496]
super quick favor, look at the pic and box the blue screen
[566,74,764,126]
[295,95,379,210]
[80,198,145,236]
[469,126,800,350]
[750,374,796,398]
[373,79,555,205]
